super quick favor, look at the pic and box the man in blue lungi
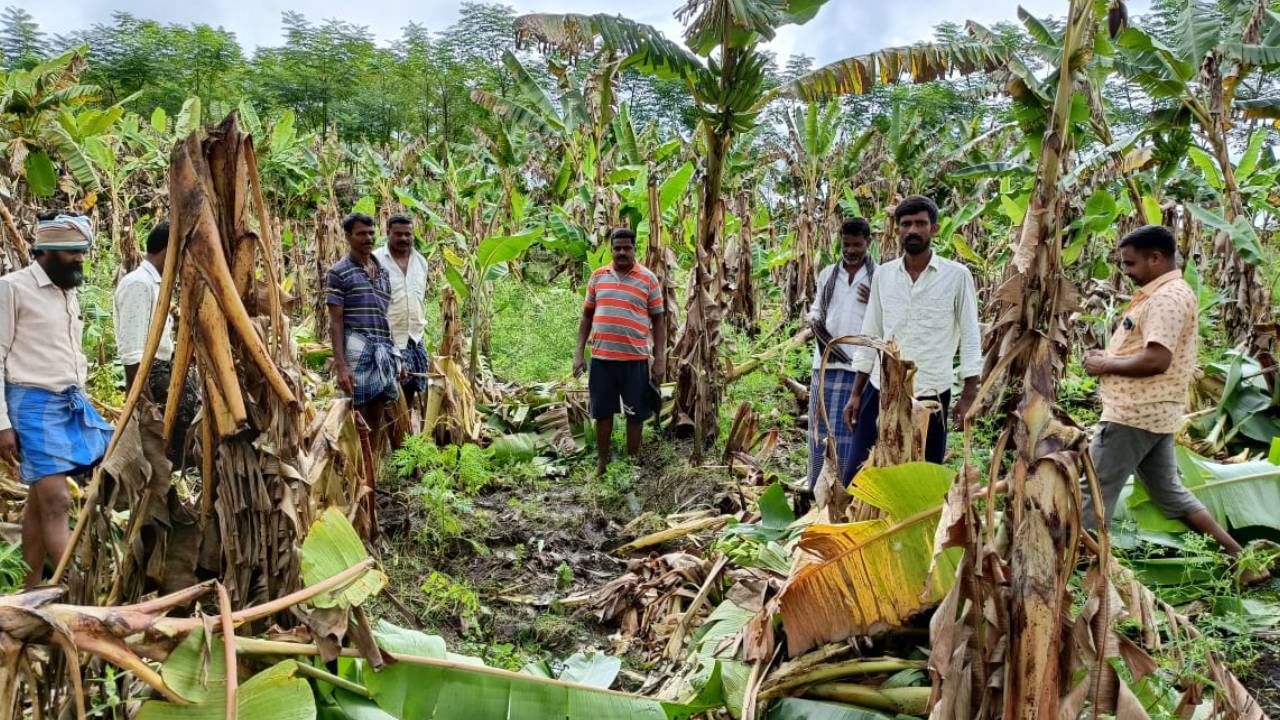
[0,213,114,588]
[806,218,875,491]
[326,212,402,444]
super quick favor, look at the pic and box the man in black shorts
[573,228,667,476]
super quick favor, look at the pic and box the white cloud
[21,0,1151,64]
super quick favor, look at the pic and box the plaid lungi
[345,331,401,407]
[400,338,428,395]
[4,384,113,484]
[807,368,858,491]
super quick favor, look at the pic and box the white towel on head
[34,214,94,250]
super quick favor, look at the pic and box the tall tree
[0,6,44,68]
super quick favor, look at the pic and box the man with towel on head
[0,213,114,588]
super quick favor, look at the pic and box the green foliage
[488,282,582,384]
[419,570,483,627]
[392,437,493,550]
[0,542,27,594]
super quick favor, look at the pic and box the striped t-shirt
[325,256,393,343]
[585,264,664,361]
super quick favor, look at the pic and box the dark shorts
[588,358,651,421]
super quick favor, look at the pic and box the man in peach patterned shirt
[1081,225,1267,584]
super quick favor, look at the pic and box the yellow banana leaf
[779,463,960,655]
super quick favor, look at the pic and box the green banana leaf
[300,508,387,609]
[1123,446,1280,533]
[137,658,315,719]
[357,622,724,720]
[766,698,900,720]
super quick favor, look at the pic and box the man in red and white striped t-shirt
[573,228,667,476]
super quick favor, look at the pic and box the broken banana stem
[244,142,286,358]
[201,360,239,439]
[161,299,196,443]
[196,286,249,427]
[184,194,296,408]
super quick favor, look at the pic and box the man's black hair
[387,213,413,231]
[147,222,170,255]
[1118,224,1176,258]
[609,227,636,247]
[893,195,939,224]
[841,217,872,239]
[342,212,375,234]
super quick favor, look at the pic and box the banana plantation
[2,0,1280,717]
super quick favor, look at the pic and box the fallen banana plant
[777,463,960,656]
[59,113,315,618]
[2,511,726,720]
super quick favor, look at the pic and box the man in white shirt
[114,222,198,460]
[372,214,429,409]
[806,218,875,490]
[0,213,113,588]
[843,195,981,483]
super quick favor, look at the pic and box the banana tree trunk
[930,1,1095,716]
[1207,113,1275,371]
[725,192,758,332]
[646,172,678,382]
[672,103,732,458]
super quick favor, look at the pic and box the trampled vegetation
[2,0,1280,718]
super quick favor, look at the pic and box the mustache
[904,233,925,243]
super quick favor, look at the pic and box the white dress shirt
[0,263,90,430]
[808,262,870,372]
[852,252,982,396]
[113,259,174,366]
[373,246,428,348]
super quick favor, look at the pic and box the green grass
[489,281,583,384]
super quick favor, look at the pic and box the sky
[22,0,1152,66]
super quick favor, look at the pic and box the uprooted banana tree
[55,113,344,618]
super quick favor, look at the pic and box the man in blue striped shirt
[326,212,402,442]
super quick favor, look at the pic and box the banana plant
[0,49,116,200]
[515,0,832,455]
[440,226,543,382]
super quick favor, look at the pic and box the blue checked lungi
[345,331,401,407]
[4,384,113,485]
[400,338,428,395]
[807,368,858,491]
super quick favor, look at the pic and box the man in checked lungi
[0,213,114,588]
[326,212,402,446]
[373,213,429,438]
[806,218,874,492]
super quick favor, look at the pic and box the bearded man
[0,213,114,588]
[842,195,982,483]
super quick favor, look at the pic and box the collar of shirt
[141,258,162,283]
[30,261,54,288]
[892,251,942,278]
[1132,270,1181,304]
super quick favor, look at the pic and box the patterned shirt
[0,262,90,431]
[325,256,393,344]
[1099,270,1197,434]
[584,263,663,361]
